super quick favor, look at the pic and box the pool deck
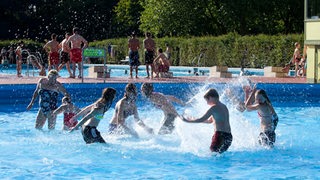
[0,74,307,85]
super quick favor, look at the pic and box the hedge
[1,33,303,68]
[90,33,304,68]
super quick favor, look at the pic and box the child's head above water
[141,83,153,97]
[204,88,219,100]
[255,89,271,104]
[62,96,71,104]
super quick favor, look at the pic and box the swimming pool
[0,64,211,77]
[1,64,286,78]
[0,80,319,179]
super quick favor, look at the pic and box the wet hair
[204,88,219,100]
[62,96,71,103]
[101,88,116,102]
[141,83,153,97]
[48,69,59,77]
[51,33,57,39]
[256,89,271,105]
[95,88,116,112]
[125,83,137,98]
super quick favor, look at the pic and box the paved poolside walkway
[0,74,307,85]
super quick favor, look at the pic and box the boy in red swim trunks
[182,88,233,154]
[67,27,88,78]
[43,33,60,71]
[53,96,81,130]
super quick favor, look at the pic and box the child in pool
[70,88,116,144]
[245,87,279,148]
[109,83,153,137]
[141,82,185,135]
[53,96,81,130]
[182,88,232,154]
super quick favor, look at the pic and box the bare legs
[35,110,56,130]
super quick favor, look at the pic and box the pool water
[0,64,210,78]
[2,64,289,78]
[0,80,319,179]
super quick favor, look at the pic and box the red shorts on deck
[210,131,233,153]
[49,52,59,65]
[70,48,82,63]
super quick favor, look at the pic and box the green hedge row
[1,33,303,68]
[90,33,304,68]
[0,39,43,51]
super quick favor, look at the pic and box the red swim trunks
[210,131,233,153]
[63,112,78,129]
[49,52,59,65]
[70,48,82,63]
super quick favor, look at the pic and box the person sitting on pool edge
[52,96,81,130]
[244,87,278,148]
[152,48,170,78]
[70,88,116,144]
[27,69,70,130]
[181,88,233,154]
[109,83,153,137]
[141,82,186,135]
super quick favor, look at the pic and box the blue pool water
[0,79,319,179]
[0,64,211,77]
[2,64,285,78]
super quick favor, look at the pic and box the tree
[113,0,144,37]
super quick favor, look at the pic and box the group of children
[27,70,278,154]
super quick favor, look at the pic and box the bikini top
[93,101,112,121]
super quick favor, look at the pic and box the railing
[22,50,44,77]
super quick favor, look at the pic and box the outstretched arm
[70,106,96,132]
[182,108,213,123]
[133,106,153,134]
[166,95,186,106]
[52,105,66,116]
[69,104,93,125]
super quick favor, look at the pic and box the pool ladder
[23,50,44,77]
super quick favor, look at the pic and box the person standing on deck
[58,32,73,78]
[143,32,156,78]
[66,27,88,78]
[128,32,140,78]
[43,33,60,71]
[15,41,24,77]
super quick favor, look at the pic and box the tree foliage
[0,0,304,41]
